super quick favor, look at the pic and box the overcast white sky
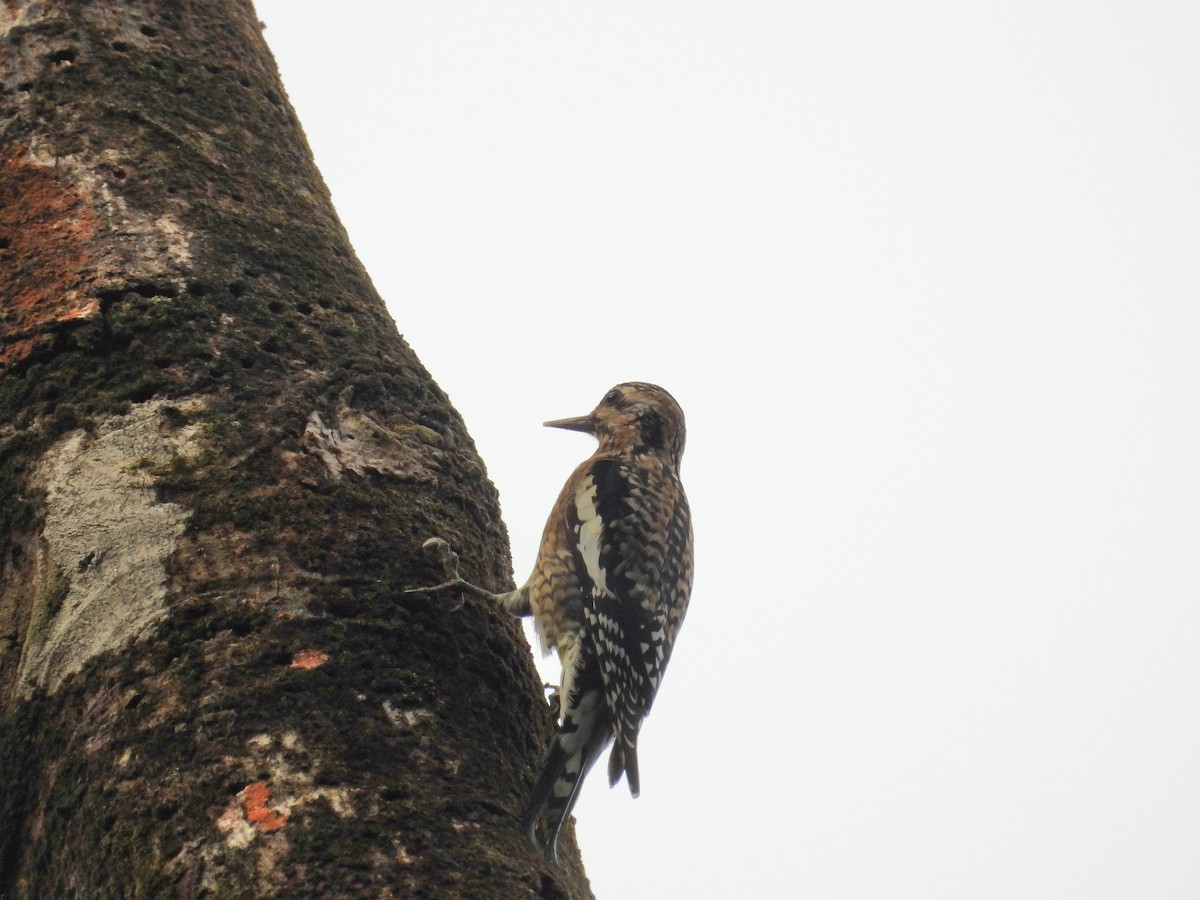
[253,3,1200,897]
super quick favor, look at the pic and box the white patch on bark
[382,700,434,730]
[21,399,204,692]
[77,161,195,289]
[215,800,257,850]
[207,727,358,882]
[301,400,443,483]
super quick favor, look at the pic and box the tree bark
[0,1,592,896]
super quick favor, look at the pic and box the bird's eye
[603,388,621,405]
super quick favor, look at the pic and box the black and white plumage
[412,382,693,863]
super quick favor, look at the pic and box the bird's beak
[543,414,597,433]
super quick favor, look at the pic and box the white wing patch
[574,476,612,598]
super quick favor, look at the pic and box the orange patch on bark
[242,781,287,832]
[290,649,330,669]
[0,145,102,366]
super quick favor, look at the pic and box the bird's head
[545,382,687,468]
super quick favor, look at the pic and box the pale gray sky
[254,3,1200,897]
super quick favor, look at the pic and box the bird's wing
[569,456,693,794]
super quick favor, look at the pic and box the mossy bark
[0,1,592,896]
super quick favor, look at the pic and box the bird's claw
[544,683,561,720]
[422,537,461,578]
[405,537,466,610]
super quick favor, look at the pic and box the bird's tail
[607,728,640,798]
[521,688,611,864]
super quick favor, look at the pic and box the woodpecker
[410,382,694,863]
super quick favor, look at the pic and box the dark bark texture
[0,1,592,896]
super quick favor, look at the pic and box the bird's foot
[405,538,497,611]
[405,537,471,609]
[405,537,462,588]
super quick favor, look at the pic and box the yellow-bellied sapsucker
[412,382,694,863]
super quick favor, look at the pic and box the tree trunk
[0,1,592,896]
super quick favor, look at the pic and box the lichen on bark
[20,398,201,693]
